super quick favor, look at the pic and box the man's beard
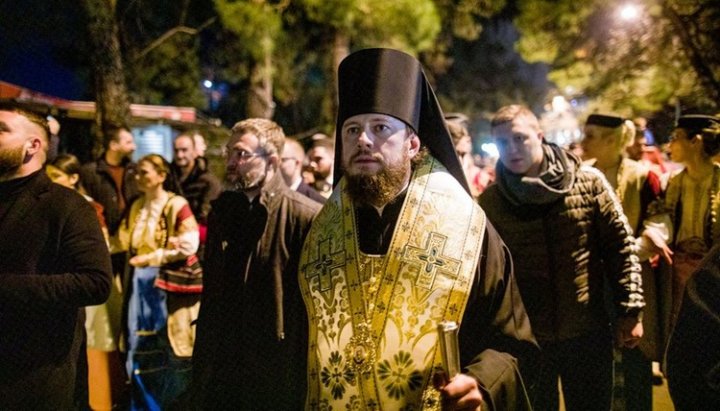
[224,166,267,192]
[345,151,410,207]
[0,144,25,178]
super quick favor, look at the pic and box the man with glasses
[279,137,326,204]
[188,118,321,409]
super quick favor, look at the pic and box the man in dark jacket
[279,137,326,204]
[80,125,139,236]
[479,105,645,411]
[0,105,112,409]
[190,118,321,409]
[170,132,222,249]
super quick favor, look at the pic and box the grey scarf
[497,142,577,206]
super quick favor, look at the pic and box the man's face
[625,135,647,161]
[279,144,303,184]
[0,111,31,177]
[341,113,418,178]
[224,132,269,191]
[492,115,544,176]
[174,135,197,169]
[111,129,136,159]
[308,146,333,180]
[341,113,420,206]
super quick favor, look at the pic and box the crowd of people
[1,47,719,411]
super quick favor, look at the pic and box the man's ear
[25,136,43,155]
[267,153,280,170]
[408,133,421,158]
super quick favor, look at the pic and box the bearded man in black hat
[298,48,536,410]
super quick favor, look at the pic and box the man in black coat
[80,124,139,236]
[0,105,112,409]
[190,119,320,410]
[170,131,222,250]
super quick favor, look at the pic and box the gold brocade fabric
[299,156,486,410]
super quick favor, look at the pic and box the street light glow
[203,79,213,89]
[619,4,640,21]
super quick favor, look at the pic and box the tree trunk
[246,45,275,119]
[82,0,131,157]
[322,30,350,129]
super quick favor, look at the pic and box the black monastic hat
[676,114,720,131]
[333,48,470,194]
[586,114,624,128]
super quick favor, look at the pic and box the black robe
[189,174,320,410]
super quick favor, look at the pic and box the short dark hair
[311,137,334,152]
[0,101,50,141]
[491,105,541,133]
[103,124,131,149]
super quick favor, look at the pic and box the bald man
[0,104,112,409]
[280,138,326,204]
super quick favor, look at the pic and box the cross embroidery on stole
[305,237,346,292]
[402,232,461,289]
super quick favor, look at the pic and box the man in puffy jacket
[479,104,645,411]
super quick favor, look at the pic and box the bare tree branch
[133,17,216,61]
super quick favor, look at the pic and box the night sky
[0,1,89,100]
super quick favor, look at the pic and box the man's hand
[434,372,483,411]
[615,317,643,349]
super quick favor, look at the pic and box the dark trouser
[617,348,652,411]
[526,330,614,411]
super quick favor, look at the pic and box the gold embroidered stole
[299,156,486,410]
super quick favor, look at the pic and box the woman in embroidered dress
[665,115,720,334]
[47,154,125,411]
[582,114,672,411]
[113,154,201,410]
